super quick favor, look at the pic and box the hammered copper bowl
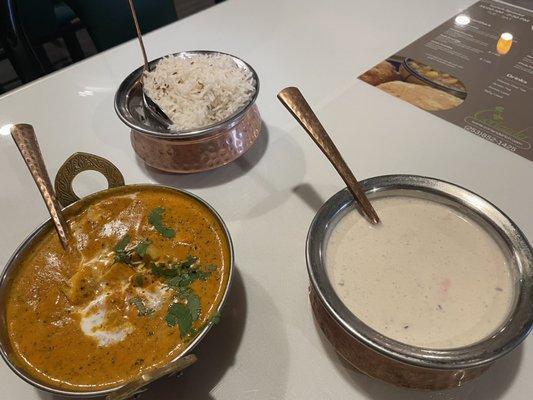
[114,50,262,173]
[307,175,533,390]
[0,153,234,398]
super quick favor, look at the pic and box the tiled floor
[0,0,215,94]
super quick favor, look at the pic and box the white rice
[143,53,256,131]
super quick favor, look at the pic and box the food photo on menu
[0,0,532,400]
[359,0,533,161]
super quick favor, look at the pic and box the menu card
[359,0,533,162]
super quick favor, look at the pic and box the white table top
[1,0,532,399]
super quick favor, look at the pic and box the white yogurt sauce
[327,196,515,349]
[79,293,134,347]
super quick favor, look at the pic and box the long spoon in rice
[127,0,174,127]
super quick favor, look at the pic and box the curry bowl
[0,152,234,398]
[307,175,532,390]
[114,50,262,173]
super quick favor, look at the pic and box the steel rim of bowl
[0,184,235,398]
[402,58,467,100]
[114,50,260,139]
[307,174,533,370]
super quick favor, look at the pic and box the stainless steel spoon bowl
[127,0,173,127]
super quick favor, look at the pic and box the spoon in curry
[127,0,173,127]
[11,124,71,249]
[277,87,380,225]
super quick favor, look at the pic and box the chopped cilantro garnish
[148,207,175,238]
[173,286,192,299]
[135,240,151,257]
[114,234,131,263]
[114,236,152,266]
[130,297,154,316]
[177,273,194,288]
[179,255,198,268]
[165,275,182,290]
[186,293,201,321]
[138,252,218,337]
[115,234,131,252]
[194,270,210,281]
[166,303,192,337]
[150,262,179,278]
[165,269,210,289]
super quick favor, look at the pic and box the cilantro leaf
[115,234,131,252]
[135,240,151,257]
[158,258,211,290]
[115,234,131,263]
[173,286,192,299]
[130,297,154,316]
[165,275,183,290]
[186,293,201,321]
[179,256,198,269]
[193,270,210,281]
[207,264,217,272]
[150,262,179,278]
[177,273,194,288]
[166,303,193,337]
[148,207,175,238]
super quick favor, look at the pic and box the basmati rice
[143,53,255,131]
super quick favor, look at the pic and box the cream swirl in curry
[6,187,231,391]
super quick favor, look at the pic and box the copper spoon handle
[277,87,380,225]
[11,124,71,249]
[128,0,149,71]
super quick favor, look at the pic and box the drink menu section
[359,0,533,162]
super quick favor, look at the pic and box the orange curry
[6,186,230,391]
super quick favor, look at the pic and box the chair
[64,0,177,52]
[0,0,46,83]
[0,0,85,88]
[16,0,85,68]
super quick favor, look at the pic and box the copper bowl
[0,152,234,398]
[307,175,533,390]
[114,50,262,173]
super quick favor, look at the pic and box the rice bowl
[143,53,256,131]
[115,50,262,173]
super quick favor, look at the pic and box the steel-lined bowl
[114,50,262,173]
[0,153,234,398]
[307,175,532,390]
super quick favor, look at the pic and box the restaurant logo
[464,106,531,150]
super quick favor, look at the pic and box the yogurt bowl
[307,175,533,390]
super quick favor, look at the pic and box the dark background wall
[0,0,215,94]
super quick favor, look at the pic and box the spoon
[277,87,380,225]
[127,0,174,127]
[11,124,71,249]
